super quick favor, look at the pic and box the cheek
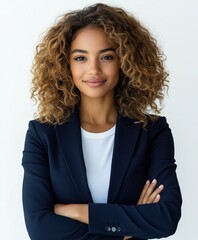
[70,64,84,79]
[106,65,120,79]
[103,61,119,74]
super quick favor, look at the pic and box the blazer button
[116,226,121,232]
[111,227,116,232]
[105,226,111,232]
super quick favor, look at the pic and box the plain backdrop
[0,0,197,239]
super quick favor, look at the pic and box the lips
[83,78,106,88]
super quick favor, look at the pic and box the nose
[87,58,101,76]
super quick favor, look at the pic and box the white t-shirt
[81,125,115,203]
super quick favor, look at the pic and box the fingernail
[152,179,156,183]
[159,184,164,189]
[156,194,160,199]
[146,180,150,185]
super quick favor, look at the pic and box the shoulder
[24,120,62,152]
[26,120,58,143]
[121,114,169,130]
[28,119,56,133]
[145,115,174,144]
[146,115,169,131]
[28,119,55,130]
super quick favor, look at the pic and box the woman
[22,3,182,240]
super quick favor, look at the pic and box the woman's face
[69,26,120,100]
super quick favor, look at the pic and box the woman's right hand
[123,179,164,240]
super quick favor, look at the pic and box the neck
[79,95,117,132]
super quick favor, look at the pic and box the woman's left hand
[54,203,89,224]
[54,179,164,229]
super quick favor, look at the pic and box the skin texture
[54,27,164,239]
[54,180,164,239]
[70,27,120,100]
[54,180,164,221]
[70,26,120,133]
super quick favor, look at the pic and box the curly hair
[31,3,169,125]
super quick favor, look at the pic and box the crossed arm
[22,118,181,239]
[54,179,164,239]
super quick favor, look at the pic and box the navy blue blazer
[22,109,182,240]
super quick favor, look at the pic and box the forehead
[70,26,113,50]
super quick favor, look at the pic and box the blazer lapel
[55,109,93,203]
[107,115,141,203]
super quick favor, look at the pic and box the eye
[101,55,114,61]
[73,56,86,61]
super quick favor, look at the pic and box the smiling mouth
[82,79,106,88]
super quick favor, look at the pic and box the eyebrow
[71,47,115,54]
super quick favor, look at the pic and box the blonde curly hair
[31,3,169,125]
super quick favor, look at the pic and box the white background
[0,0,197,239]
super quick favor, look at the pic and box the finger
[137,180,150,204]
[153,194,161,203]
[146,184,164,203]
[123,236,133,240]
[141,179,158,204]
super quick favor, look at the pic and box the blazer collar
[55,108,93,203]
[107,114,141,203]
[55,107,141,203]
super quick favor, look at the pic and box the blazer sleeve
[22,121,125,240]
[22,121,89,240]
[88,117,182,239]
